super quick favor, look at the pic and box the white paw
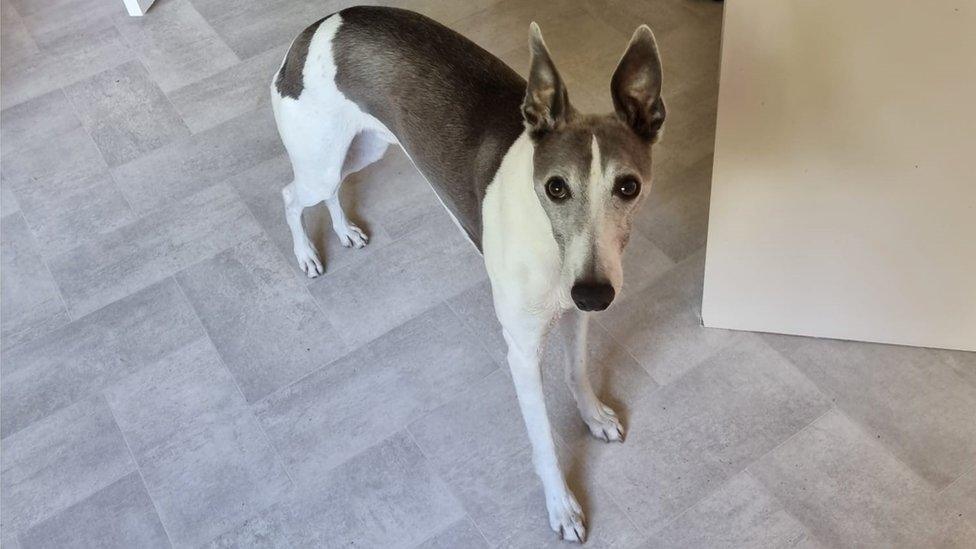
[294,245,323,278]
[584,403,625,443]
[547,490,586,543]
[335,222,368,249]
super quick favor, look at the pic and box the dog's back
[275,6,526,246]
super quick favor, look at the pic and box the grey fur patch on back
[275,16,328,99]
[331,6,526,249]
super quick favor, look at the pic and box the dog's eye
[614,176,641,200]
[545,177,570,201]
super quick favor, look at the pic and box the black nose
[571,281,615,311]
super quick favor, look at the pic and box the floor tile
[641,472,822,549]
[0,126,136,257]
[47,183,262,318]
[0,395,135,532]
[103,338,245,455]
[1,183,19,217]
[447,280,507,365]
[0,1,39,66]
[13,0,118,40]
[751,409,968,548]
[175,234,349,402]
[0,24,133,110]
[167,45,286,134]
[189,0,325,59]
[652,6,723,96]
[63,60,190,167]
[228,153,394,280]
[18,473,169,549]
[583,0,699,41]
[7,172,136,257]
[255,304,496,481]
[0,89,79,159]
[0,213,69,352]
[617,229,677,296]
[1,279,202,438]
[634,154,713,263]
[0,126,105,192]
[205,511,292,548]
[934,348,976,389]
[268,431,464,548]
[579,335,829,535]
[307,210,487,348]
[107,339,292,547]
[764,333,976,489]
[415,518,488,549]
[941,466,976,531]
[597,249,749,386]
[651,89,719,179]
[111,107,283,213]
[395,0,503,28]
[113,0,239,92]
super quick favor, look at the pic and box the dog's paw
[547,490,586,543]
[335,222,368,249]
[584,403,625,443]
[294,245,323,278]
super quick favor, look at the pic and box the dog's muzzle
[571,281,615,311]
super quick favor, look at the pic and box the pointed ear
[522,22,571,138]
[611,25,665,142]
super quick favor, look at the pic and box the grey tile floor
[1,0,974,547]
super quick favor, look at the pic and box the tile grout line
[170,274,299,489]
[109,11,200,139]
[102,393,178,549]
[402,426,495,548]
[10,208,74,323]
[936,462,976,496]
[837,404,956,494]
[741,468,829,547]
[741,405,835,478]
[768,340,949,494]
[648,405,837,539]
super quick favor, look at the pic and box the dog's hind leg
[274,97,358,276]
[562,309,625,442]
[326,130,391,248]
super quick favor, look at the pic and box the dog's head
[522,23,665,312]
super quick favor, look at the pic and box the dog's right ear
[522,22,570,138]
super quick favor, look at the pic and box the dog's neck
[482,132,573,314]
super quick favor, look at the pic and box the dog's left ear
[611,25,666,142]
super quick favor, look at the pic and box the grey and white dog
[271,6,665,542]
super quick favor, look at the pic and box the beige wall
[702,0,976,351]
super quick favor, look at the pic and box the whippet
[271,6,665,542]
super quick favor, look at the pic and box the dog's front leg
[500,316,586,543]
[563,309,625,442]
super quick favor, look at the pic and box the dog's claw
[548,490,585,543]
[584,402,625,443]
[335,222,368,249]
[294,245,323,278]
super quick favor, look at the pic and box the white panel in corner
[123,0,155,16]
[702,0,976,351]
